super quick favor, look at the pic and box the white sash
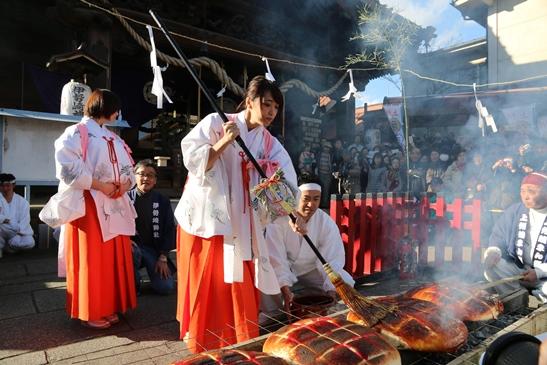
[516,213,547,267]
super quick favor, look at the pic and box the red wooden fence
[330,193,483,279]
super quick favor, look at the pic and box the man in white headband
[0,173,35,258]
[261,176,354,318]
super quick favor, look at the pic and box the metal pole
[149,10,265,177]
[149,10,330,266]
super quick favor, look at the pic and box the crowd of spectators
[296,128,547,212]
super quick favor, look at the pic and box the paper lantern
[60,80,91,116]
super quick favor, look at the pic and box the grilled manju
[263,317,401,365]
[347,297,468,352]
[403,282,504,321]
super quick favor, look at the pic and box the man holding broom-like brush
[261,174,355,318]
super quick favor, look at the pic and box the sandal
[81,319,111,329]
[103,313,120,324]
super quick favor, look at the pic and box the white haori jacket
[0,193,34,236]
[175,111,297,295]
[52,117,136,276]
[266,209,355,292]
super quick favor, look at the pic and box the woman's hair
[84,89,121,120]
[237,76,284,112]
[371,152,384,168]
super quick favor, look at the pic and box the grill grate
[400,305,536,365]
[178,284,536,364]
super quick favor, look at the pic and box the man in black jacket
[129,159,176,295]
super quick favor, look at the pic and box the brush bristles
[323,263,397,327]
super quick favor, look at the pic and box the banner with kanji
[384,102,405,151]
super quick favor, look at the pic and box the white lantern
[60,80,91,116]
[154,156,171,167]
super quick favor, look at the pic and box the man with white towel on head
[261,175,354,318]
[0,173,35,257]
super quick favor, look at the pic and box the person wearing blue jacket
[484,172,547,303]
[129,159,176,295]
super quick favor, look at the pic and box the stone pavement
[0,249,187,365]
[3,248,530,365]
[0,248,413,365]
[0,248,434,365]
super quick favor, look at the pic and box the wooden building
[1,0,429,197]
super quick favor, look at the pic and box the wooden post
[463,199,482,265]
[354,193,366,277]
[329,194,344,230]
[448,198,464,264]
[341,194,356,275]
[367,193,381,272]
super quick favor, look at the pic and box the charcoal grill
[174,286,545,364]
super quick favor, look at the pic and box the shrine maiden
[52,89,137,329]
[175,76,298,352]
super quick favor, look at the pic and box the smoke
[256,0,361,68]
[248,0,371,157]
[378,0,485,51]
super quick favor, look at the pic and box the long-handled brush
[149,10,393,326]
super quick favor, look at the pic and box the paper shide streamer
[147,25,173,109]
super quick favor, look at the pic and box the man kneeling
[483,172,547,303]
[129,160,176,295]
[262,175,354,318]
[0,173,34,257]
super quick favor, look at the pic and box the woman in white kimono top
[175,76,297,352]
[53,89,137,330]
[264,180,354,313]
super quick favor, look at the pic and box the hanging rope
[112,7,246,96]
[279,74,349,98]
[81,0,547,99]
[403,68,547,89]
[80,0,350,98]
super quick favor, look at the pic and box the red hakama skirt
[176,227,260,353]
[65,192,136,321]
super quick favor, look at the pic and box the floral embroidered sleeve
[54,127,93,190]
[269,138,298,190]
[180,114,222,185]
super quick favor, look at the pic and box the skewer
[205,328,237,350]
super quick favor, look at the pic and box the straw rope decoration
[81,0,547,99]
[76,0,547,330]
[80,0,355,99]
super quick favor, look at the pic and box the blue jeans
[132,243,175,295]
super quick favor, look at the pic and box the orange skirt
[176,227,259,353]
[65,192,136,321]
